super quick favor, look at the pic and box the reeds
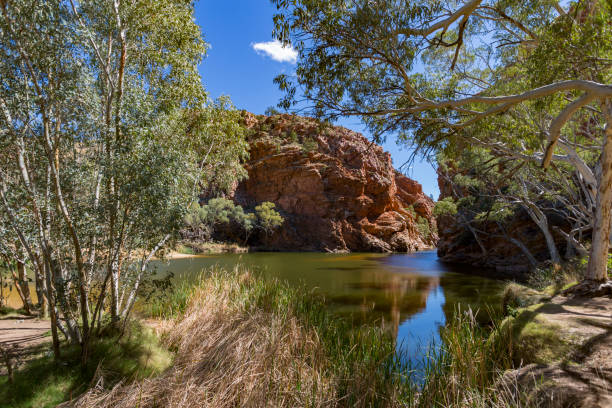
[69,266,409,407]
[67,266,524,408]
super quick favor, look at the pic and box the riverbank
[172,242,249,256]
[61,267,519,408]
[2,265,610,407]
[499,285,612,407]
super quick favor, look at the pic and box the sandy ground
[504,295,612,407]
[0,315,50,374]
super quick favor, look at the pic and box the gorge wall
[436,170,569,276]
[229,114,437,252]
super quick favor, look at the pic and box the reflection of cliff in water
[375,252,506,362]
[145,251,505,365]
[326,270,440,339]
[438,272,505,325]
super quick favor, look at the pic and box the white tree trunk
[586,108,612,282]
[522,200,562,265]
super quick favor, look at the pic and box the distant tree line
[182,198,284,245]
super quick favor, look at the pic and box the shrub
[183,200,282,242]
[404,205,416,218]
[264,106,281,116]
[254,202,284,235]
[433,197,457,217]
[301,137,318,153]
[416,216,431,241]
[287,130,299,144]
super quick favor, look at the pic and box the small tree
[255,202,284,236]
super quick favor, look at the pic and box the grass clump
[499,303,574,366]
[417,307,517,407]
[72,266,409,407]
[526,260,583,295]
[0,305,28,317]
[69,266,523,408]
[0,324,171,408]
[142,278,194,319]
[501,282,550,315]
[175,244,195,255]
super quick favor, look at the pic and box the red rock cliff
[233,114,437,252]
[436,168,569,276]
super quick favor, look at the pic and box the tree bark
[586,106,612,282]
[15,260,32,314]
[508,237,538,268]
[44,258,61,359]
[522,200,562,265]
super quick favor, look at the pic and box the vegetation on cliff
[231,113,438,252]
[182,198,284,246]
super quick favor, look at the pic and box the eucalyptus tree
[272,0,612,287]
[437,146,591,268]
[0,0,248,365]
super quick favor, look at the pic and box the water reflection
[4,251,505,364]
[151,251,505,363]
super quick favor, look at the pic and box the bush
[404,205,416,218]
[287,130,299,144]
[433,197,457,217]
[416,216,431,241]
[183,199,283,242]
[301,137,318,153]
[264,106,281,116]
[254,202,283,235]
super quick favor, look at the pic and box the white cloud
[251,40,297,64]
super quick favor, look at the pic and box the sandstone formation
[231,114,437,252]
[436,170,568,276]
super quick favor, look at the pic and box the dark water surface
[152,251,506,364]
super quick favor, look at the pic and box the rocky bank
[229,114,437,252]
[436,168,569,276]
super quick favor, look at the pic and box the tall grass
[416,306,520,407]
[66,266,521,407]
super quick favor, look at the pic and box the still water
[151,251,506,363]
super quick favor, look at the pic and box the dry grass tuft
[64,267,530,408]
[67,268,401,407]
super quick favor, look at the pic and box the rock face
[436,171,568,276]
[232,114,436,252]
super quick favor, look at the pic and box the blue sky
[194,1,440,199]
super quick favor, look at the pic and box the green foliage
[270,0,611,281]
[301,137,319,153]
[475,202,514,222]
[453,173,484,190]
[527,261,583,293]
[0,324,171,408]
[265,106,282,116]
[287,130,299,144]
[254,202,284,234]
[433,197,457,217]
[184,200,283,241]
[416,216,431,241]
[0,0,249,354]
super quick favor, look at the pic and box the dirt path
[0,315,50,374]
[505,295,612,407]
